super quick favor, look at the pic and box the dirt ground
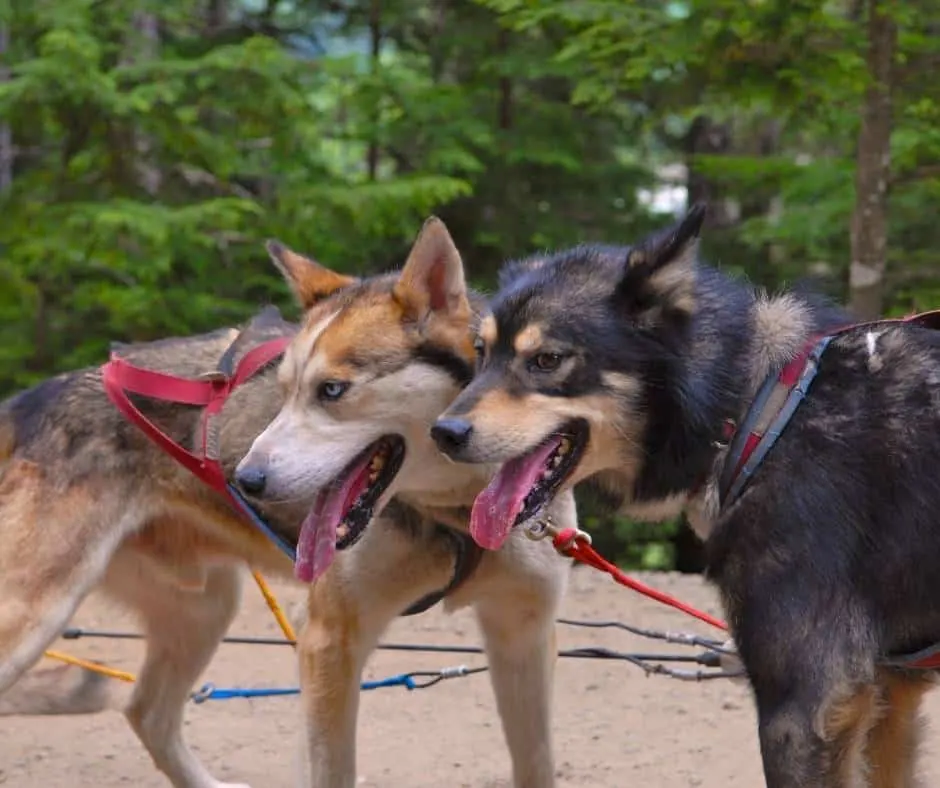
[3,565,940,787]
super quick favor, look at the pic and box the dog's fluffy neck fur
[395,436,497,511]
[611,265,850,533]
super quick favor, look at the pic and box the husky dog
[432,205,940,787]
[0,218,572,788]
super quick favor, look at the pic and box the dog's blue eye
[530,353,563,373]
[318,380,350,401]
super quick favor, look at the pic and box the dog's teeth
[551,454,562,469]
[337,523,349,540]
[558,439,570,456]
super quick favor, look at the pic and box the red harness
[100,332,480,617]
[719,309,940,508]
[100,336,297,559]
[716,308,940,670]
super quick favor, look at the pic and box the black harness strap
[402,526,484,616]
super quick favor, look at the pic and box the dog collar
[401,524,484,616]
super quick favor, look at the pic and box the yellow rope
[42,569,295,682]
[251,570,297,644]
[42,649,136,683]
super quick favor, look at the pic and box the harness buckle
[196,370,229,383]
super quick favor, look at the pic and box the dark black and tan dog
[0,219,572,788]
[432,205,940,787]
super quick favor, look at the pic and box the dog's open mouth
[294,435,405,583]
[469,419,589,550]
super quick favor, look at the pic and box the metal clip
[524,516,593,552]
[523,516,557,541]
[191,683,215,704]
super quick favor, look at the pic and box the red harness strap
[720,309,940,508]
[715,308,940,669]
[101,337,292,543]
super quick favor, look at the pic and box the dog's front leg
[474,577,562,787]
[297,519,454,788]
[105,549,246,788]
[468,520,570,788]
[295,576,374,788]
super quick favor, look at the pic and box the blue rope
[192,672,420,704]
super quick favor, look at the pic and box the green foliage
[0,0,473,388]
[1,0,938,569]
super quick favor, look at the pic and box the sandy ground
[4,565,940,787]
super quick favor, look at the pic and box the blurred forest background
[0,0,937,570]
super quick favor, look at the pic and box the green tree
[0,0,469,393]
[2,0,937,569]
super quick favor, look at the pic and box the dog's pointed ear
[616,204,706,322]
[266,240,357,310]
[393,217,470,320]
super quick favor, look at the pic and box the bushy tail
[0,664,128,716]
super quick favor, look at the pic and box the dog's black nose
[235,465,267,496]
[431,418,474,455]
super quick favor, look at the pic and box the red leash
[542,526,728,632]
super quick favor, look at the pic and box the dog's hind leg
[0,469,138,695]
[756,683,879,788]
[867,673,928,788]
[823,684,882,788]
[103,545,246,788]
[297,520,454,788]
[0,663,117,715]
[465,533,568,788]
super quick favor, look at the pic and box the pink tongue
[294,455,372,583]
[470,437,563,550]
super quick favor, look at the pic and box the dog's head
[236,217,480,582]
[431,206,706,550]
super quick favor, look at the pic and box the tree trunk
[367,0,381,181]
[206,0,227,34]
[0,24,12,193]
[848,0,896,319]
[684,116,734,229]
[123,11,162,196]
[497,29,512,131]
